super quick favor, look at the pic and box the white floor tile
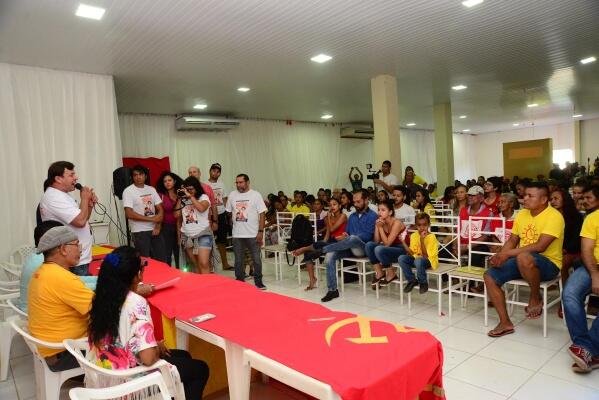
[362,308,406,324]
[442,347,473,374]
[443,376,507,400]
[399,316,449,335]
[447,355,534,396]
[411,306,471,326]
[511,372,599,400]
[435,327,496,354]
[506,322,571,351]
[10,354,35,400]
[539,351,599,391]
[10,335,30,359]
[477,338,558,370]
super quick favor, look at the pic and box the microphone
[75,183,83,190]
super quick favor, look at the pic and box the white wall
[581,117,599,168]
[472,122,576,178]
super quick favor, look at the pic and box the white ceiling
[1,0,599,133]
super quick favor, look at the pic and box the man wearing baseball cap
[28,226,94,371]
[208,163,232,270]
[455,185,493,269]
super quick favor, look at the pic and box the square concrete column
[371,75,401,170]
[433,102,454,191]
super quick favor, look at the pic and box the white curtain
[0,63,122,261]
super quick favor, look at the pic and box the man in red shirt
[455,185,493,268]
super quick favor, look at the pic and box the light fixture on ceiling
[311,54,332,63]
[406,122,416,126]
[580,56,596,65]
[573,114,583,118]
[193,104,207,110]
[75,3,105,20]
[459,115,467,119]
[527,103,539,108]
[463,129,471,132]
[237,87,250,92]
[513,123,520,127]
[321,114,333,120]
[462,0,484,7]
[452,84,467,91]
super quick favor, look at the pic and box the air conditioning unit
[175,115,240,131]
[340,125,374,139]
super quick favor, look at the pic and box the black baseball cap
[210,163,222,171]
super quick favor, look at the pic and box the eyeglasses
[64,243,82,251]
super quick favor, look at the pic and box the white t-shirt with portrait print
[122,184,162,233]
[207,180,227,215]
[225,189,267,238]
[180,194,211,236]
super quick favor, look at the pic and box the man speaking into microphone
[39,161,96,276]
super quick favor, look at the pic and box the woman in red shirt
[156,171,184,268]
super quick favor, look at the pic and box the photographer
[174,176,212,274]
[349,167,363,191]
[371,160,398,195]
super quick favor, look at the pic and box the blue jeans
[398,255,430,284]
[232,238,263,286]
[563,266,599,355]
[70,263,89,276]
[322,235,367,291]
[364,242,405,267]
[486,253,560,287]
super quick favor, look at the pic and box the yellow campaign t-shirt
[580,209,599,262]
[409,231,439,269]
[414,175,426,185]
[511,205,565,269]
[28,262,94,357]
[289,204,311,214]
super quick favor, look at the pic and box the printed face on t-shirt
[142,195,155,216]
[213,188,224,206]
[183,204,198,224]
[235,201,249,222]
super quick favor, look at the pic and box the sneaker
[404,280,418,293]
[255,283,267,291]
[321,290,339,302]
[419,282,429,294]
[568,344,593,371]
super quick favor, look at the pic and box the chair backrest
[430,214,461,266]
[9,317,69,368]
[0,261,21,284]
[467,215,506,267]
[0,291,21,321]
[276,212,318,244]
[6,297,27,317]
[9,244,36,265]
[69,371,171,400]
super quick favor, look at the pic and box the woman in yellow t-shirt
[397,213,439,294]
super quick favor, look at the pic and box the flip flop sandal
[526,306,543,319]
[488,327,515,337]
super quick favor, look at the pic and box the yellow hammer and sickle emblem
[325,315,426,346]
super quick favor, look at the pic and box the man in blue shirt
[318,189,377,302]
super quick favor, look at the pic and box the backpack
[286,214,313,251]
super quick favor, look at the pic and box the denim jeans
[321,235,366,291]
[364,242,405,267]
[70,263,89,276]
[398,255,431,284]
[232,238,263,286]
[563,266,599,355]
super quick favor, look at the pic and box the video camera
[365,163,381,180]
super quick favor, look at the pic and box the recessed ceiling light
[462,0,484,7]
[459,115,467,119]
[406,122,416,126]
[527,103,539,108]
[321,114,333,120]
[193,104,207,110]
[580,56,596,65]
[573,114,583,118]
[311,54,333,63]
[452,85,467,91]
[463,129,471,132]
[237,87,250,92]
[75,3,105,20]
[513,123,520,127]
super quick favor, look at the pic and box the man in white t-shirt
[392,185,416,226]
[122,165,166,262]
[39,161,96,276]
[225,173,267,290]
[372,160,398,195]
[208,163,232,270]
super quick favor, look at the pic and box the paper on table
[153,276,181,290]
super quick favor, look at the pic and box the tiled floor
[4,256,599,400]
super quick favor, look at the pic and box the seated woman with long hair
[413,188,435,218]
[87,246,209,399]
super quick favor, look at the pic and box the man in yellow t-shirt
[288,191,311,214]
[28,226,94,371]
[484,182,564,338]
[397,213,439,294]
[563,185,599,372]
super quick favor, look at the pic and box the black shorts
[215,212,231,244]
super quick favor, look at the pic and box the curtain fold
[0,63,122,260]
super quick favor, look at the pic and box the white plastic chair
[9,317,83,400]
[63,338,184,400]
[9,244,36,265]
[0,291,21,381]
[6,298,27,318]
[69,371,171,400]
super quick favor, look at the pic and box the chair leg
[449,277,453,317]
[43,367,61,400]
[362,263,367,297]
[0,326,16,381]
[340,260,345,293]
[543,286,548,338]
[297,260,301,286]
[399,269,404,305]
[484,285,488,327]
[437,275,442,317]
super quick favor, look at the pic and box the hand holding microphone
[75,183,97,205]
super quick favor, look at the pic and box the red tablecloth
[92,257,444,400]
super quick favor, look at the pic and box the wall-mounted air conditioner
[175,115,240,131]
[340,125,374,139]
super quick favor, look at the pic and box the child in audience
[340,191,355,216]
[397,213,439,294]
[413,188,435,218]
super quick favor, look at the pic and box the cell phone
[189,313,215,323]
